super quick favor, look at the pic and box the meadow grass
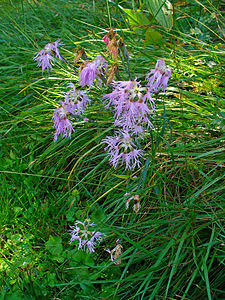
[0,0,225,299]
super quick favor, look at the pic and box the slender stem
[106,0,112,28]
[119,50,132,80]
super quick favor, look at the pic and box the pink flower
[64,82,90,115]
[79,56,108,87]
[103,80,155,134]
[69,220,105,253]
[146,59,172,92]
[50,40,62,59]
[53,83,90,141]
[53,104,74,141]
[34,40,62,72]
[102,130,143,170]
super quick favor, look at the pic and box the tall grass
[0,0,225,299]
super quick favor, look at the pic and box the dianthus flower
[102,130,143,170]
[79,56,108,87]
[34,40,62,72]
[69,220,105,253]
[53,83,90,141]
[64,83,90,115]
[103,80,155,134]
[52,102,74,141]
[146,59,172,92]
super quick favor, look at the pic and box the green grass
[0,0,225,299]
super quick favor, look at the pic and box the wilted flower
[106,64,118,85]
[103,31,112,46]
[69,220,105,253]
[79,56,108,87]
[103,29,122,59]
[146,59,172,92]
[102,130,143,171]
[34,40,62,72]
[103,80,155,133]
[74,48,86,64]
[105,239,123,265]
[125,194,141,213]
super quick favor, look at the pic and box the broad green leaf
[69,250,95,267]
[47,273,57,288]
[122,9,151,32]
[91,206,106,223]
[100,285,120,299]
[45,236,63,256]
[145,0,173,30]
[144,29,163,45]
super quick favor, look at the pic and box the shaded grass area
[1,0,225,299]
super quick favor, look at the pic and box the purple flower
[34,40,62,72]
[79,56,108,87]
[50,40,63,59]
[69,220,105,253]
[146,59,172,92]
[64,83,90,115]
[102,130,143,170]
[103,80,155,133]
[53,83,90,141]
[52,103,74,141]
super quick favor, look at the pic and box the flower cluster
[34,40,62,72]
[101,58,172,170]
[102,79,155,170]
[32,34,173,265]
[79,56,108,87]
[34,34,172,170]
[69,220,124,265]
[69,220,105,253]
[64,83,90,115]
[53,83,90,141]
[104,79,155,134]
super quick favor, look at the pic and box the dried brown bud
[74,48,85,65]
[107,35,120,59]
[103,29,125,59]
[106,64,118,85]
